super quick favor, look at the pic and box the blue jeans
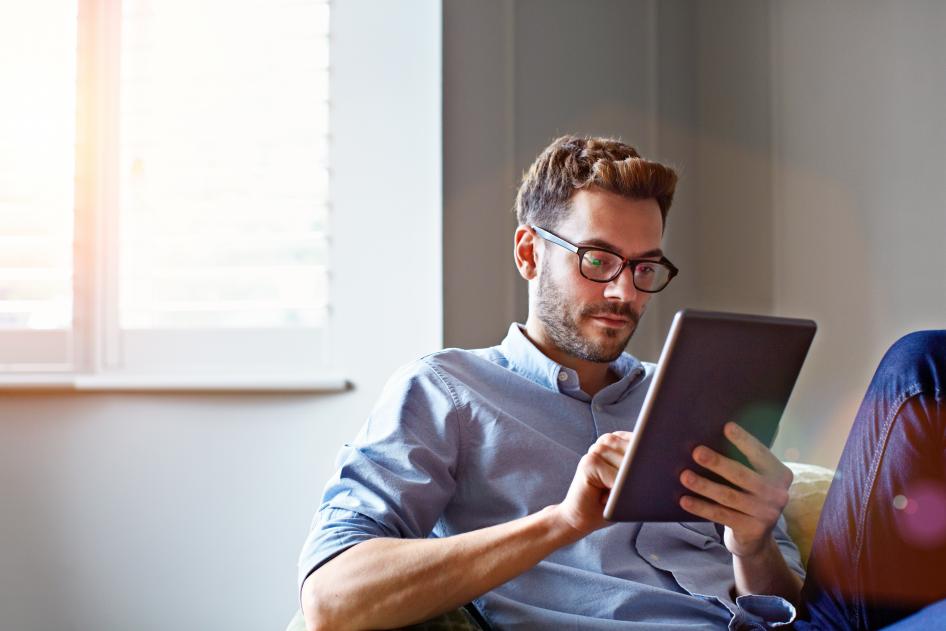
[795,331,946,630]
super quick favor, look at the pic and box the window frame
[1,0,346,391]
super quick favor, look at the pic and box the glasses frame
[530,225,679,293]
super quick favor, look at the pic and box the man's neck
[521,319,619,398]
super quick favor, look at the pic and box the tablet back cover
[604,310,816,522]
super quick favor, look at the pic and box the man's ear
[514,225,539,281]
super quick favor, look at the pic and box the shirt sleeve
[297,358,461,592]
[772,514,806,581]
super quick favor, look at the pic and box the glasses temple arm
[530,225,579,253]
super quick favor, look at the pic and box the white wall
[0,2,442,630]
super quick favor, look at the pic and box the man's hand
[678,421,794,558]
[553,431,632,537]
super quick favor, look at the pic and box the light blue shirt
[298,323,804,629]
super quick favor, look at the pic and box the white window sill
[0,374,351,393]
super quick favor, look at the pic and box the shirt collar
[499,323,644,399]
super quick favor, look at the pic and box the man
[298,136,946,630]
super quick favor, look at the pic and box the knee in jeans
[878,331,946,388]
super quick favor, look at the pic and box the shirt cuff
[297,507,393,595]
[730,594,797,630]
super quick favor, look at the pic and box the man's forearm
[302,505,583,631]
[732,536,803,605]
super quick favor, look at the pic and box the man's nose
[603,264,639,301]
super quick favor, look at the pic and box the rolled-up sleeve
[297,359,461,591]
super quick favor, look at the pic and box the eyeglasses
[531,225,679,293]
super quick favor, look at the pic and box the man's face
[534,189,664,363]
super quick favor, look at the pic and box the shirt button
[593,403,603,412]
[558,372,568,382]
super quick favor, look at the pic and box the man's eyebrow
[578,237,664,259]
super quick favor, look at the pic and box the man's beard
[535,269,641,363]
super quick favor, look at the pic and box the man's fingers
[577,451,618,490]
[692,445,766,496]
[586,433,628,470]
[683,425,795,558]
[579,432,631,489]
[678,494,752,532]
[594,457,618,488]
[723,423,792,485]
[584,446,621,481]
[597,431,631,449]
[680,470,782,523]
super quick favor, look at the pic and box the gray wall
[442,0,776,364]
[769,1,946,465]
[444,0,671,361]
[442,0,781,363]
[443,0,946,467]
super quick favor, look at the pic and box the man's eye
[590,258,603,267]
[637,264,657,275]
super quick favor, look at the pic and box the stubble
[535,269,641,363]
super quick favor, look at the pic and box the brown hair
[514,135,678,229]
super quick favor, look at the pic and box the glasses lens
[633,261,672,292]
[580,249,624,281]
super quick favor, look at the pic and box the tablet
[603,309,816,522]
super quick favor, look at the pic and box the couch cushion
[783,461,835,566]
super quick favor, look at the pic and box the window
[0,0,338,388]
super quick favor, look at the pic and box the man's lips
[589,314,632,327]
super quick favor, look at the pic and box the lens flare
[893,480,946,549]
